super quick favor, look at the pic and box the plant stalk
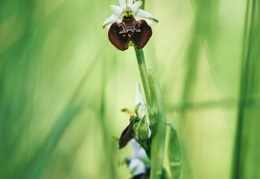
[134,48,152,106]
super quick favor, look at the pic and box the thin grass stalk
[99,54,118,179]
[231,0,253,178]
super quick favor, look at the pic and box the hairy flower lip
[102,0,158,28]
[108,20,152,50]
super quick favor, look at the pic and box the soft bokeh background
[1,0,259,178]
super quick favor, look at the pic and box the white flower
[130,139,147,159]
[102,0,158,28]
[126,139,148,176]
[128,158,146,176]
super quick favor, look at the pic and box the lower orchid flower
[124,139,150,178]
[117,84,152,149]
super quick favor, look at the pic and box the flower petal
[102,13,121,28]
[119,118,135,149]
[135,84,146,119]
[110,5,124,15]
[131,20,152,49]
[130,139,147,158]
[128,158,146,176]
[135,9,159,25]
[135,84,145,106]
[119,0,127,8]
[108,22,130,51]
[127,0,134,7]
[130,1,142,13]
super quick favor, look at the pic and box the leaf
[167,123,181,179]
[148,70,167,179]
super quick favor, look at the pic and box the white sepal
[135,9,158,25]
[119,0,127,8]
[110,5,124,14]
[127,0,134,7]
[130,1,142,13]
[102,13,121,28]
[135,84,146,119]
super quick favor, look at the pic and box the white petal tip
[110,5,123,14]
[102,13,120,29]
[135,83,145,105]
[136,9,159,25]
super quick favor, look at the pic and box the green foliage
[0,0,259,178]
[232,0,260,178]
[148,70,167,179]
[167,123,181,179]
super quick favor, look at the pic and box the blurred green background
[0,0,259,178]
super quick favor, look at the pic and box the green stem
[134,49,167,179]
[134,48,152,106]
[134,2,167,179]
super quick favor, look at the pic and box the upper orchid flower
[102,0,158,51]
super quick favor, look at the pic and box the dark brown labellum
[119,116,136,149]
[108,20,152,51]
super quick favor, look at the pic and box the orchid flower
[118,84,151,149]
[102,0,158,50]
[124,139,150,177]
